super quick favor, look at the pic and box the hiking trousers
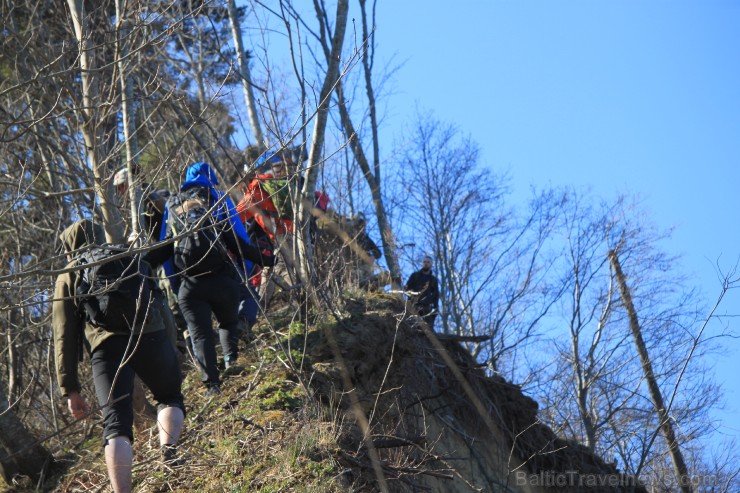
[178,268,241,387]
[417,304,438,330]
[232,266,260,325]
[91,330,184,444]
[260,232,296,309]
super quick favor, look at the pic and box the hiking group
[53,154,437,493]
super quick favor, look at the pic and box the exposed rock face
[307,295,645,493]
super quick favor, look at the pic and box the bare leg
[104,436,133,493]
[259,265,275,310]
[132,376,156,430]
[157,406,184,446]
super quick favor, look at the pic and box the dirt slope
[304,293,645,493]
[38,291,645,493]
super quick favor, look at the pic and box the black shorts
[91,330,185,444]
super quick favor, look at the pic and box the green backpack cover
[260,179,295,219]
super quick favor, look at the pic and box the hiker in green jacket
[53,220,185,493]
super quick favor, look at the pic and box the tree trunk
[609,249,692,493]
[5,308,19,404]
[66,0,125,243]
[226,0,265,147]
[296,0,349,296]
[335,81,402,289]
[116,0,146,245]
[571,326,597,449]
[0,385,52,485]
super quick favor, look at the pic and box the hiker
[147,162,273,395]
[310,189,331,245]
[405,256,440,329]
[238,218,274,337]
[112,167,186,350]
[237,149,299,310]
[346,213,382,288]
[113,166,170,244]
[53,219,185,493]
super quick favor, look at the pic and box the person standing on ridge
[405,256,440,329]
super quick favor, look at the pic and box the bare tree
[532,190,729,491]
[65,0,125,242]
[395,114,566,380]
[226,0,266,147]
[296,0,402,288]
[610,249,692,493]
[293,0,349,292]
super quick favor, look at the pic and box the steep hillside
[37,291,645,493]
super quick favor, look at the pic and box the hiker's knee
[156,400,186,418]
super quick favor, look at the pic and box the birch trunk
[115,0,145,244]
[296,0,349,293]
[66,0,125,243]
[609,249,692,493]
[226,0,266,147]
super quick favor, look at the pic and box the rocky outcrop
[306,295,646,493]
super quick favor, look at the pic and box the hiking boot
[223,355,244,376]
[161,444,183,467]
[205,385,221,397]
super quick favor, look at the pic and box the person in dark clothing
[236,219,274,339]
[113,167,187,348]
[350,214,383,289]
[405,256,440,329]
[146,163,273,395]
[113,166,170,244]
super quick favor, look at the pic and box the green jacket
[53,220,164,397]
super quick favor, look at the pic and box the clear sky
[373,1,740,449]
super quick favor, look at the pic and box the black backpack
[246,219,274,256]
[75,245,154,332]
[167,188,229,276]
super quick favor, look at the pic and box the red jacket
[236,175,293,241]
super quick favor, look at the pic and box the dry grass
[42,302,352,493]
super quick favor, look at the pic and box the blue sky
[372,1,740,448]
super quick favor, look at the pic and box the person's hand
[67,391,90,420]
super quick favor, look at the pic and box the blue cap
[254,150,284,168]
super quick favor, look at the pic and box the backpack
[246,219,274,256]
[75,245,153,332]
[167,188,229,276]
[259,178,294,220]
[314,191,330,212]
